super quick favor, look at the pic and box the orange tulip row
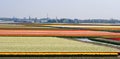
[0,29,119,37]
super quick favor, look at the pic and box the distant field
[0,24,61,30]
[0,37,119,52]
[42,24,120,31]
[22,23,120,32]
[0,23,120,38]
[0,23,120,31]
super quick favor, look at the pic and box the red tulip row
[110,38,120,41]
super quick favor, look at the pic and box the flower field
[1,23,120,32]
[0,30,120,38]
[0,37,119,52]
[110,38,120,41]
[41,24,120,31]
[89,38,120,45]
[0,23,119,55]
[0,24,60,30]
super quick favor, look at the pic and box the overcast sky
[0,0,120,19]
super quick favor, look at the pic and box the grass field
[0,37,119,52]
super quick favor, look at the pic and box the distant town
[0,17,120,24]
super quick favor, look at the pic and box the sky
[0,0,120,19]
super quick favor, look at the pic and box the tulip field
[0,37,119,52]
[41,24,120,32]
[0,29,120,38]
[0,23,119,55]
